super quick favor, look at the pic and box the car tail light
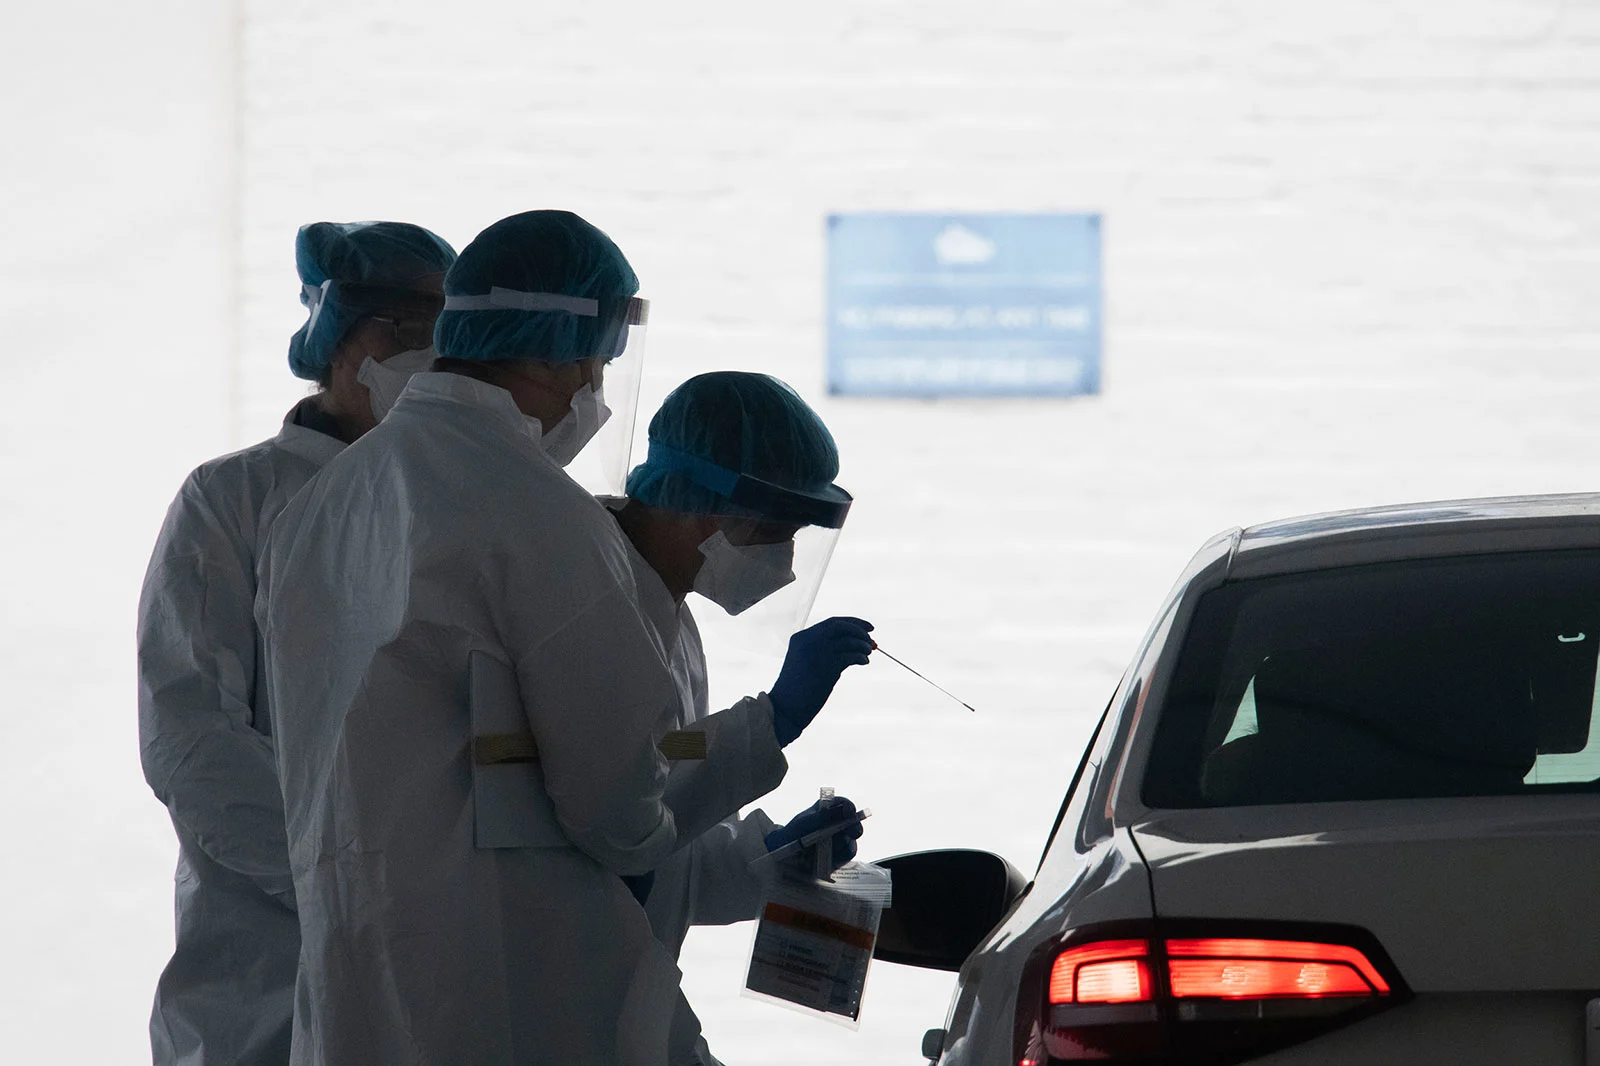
[1166,938,1390,1001]
[1049,940,1153,1004]
[1015,923,1407,1065]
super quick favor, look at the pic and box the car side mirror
[872,849,1029,971]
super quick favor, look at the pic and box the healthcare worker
[259,210,863,1066]
[608,371,874,1065]
[137,220,456,1066]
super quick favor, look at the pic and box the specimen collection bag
[742,856,894,1029]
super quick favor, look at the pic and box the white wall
[0,1,239,1060]
[8,1,1600,1063]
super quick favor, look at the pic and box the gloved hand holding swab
[763,807,873,868]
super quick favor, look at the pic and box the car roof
[1224,492,1600,579]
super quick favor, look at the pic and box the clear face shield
[441,286,649,495]
[649,444,853,650]
[700,514,845,642]
[691,515,845,690]
[307,279,449,349]
[561,295,649,497]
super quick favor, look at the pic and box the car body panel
[1135,797,1600,991]
[937,827,1154,1066]
[1247,992,1589,1065]
[1231,493,1600,580]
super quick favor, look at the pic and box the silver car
[876,494,1600,1065]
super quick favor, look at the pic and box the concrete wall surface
[6,1,1600,1063]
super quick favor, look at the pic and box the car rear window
[1143,549,1600,807]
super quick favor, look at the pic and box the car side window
[1217,679,1258,746]
[1078,681,1137,848]
[1523,633,1600,784]
[1204,636,1600,793]
[1037,699,1111,869]
[1146,551,1600,807]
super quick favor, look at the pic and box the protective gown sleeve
[137,478,296,907]
[515,587,680,876]
[683,809,777,927]
[661,693,787,844]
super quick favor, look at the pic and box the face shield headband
[302,279,449,339]
[441,286,649,329]
[640,441,853,529]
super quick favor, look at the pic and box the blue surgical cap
[626,372,845,523]
[434,210,639,365]
[287,221,457,381]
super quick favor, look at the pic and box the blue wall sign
[826,213,1102,397]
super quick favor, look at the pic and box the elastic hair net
[288,221,458,381]
[626,372,841,521]
[434,210,639,365]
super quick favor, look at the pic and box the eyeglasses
[366,315,436,351]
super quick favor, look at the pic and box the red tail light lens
[1039,939,1162,1062]
[1020,925,1404,1064]
[1168,957,1373,999]
[1048,939,1152,1004]
[1166,938,1390,999]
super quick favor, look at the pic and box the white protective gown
[138,399,346,1066]
[257,372,689,1066]
[605,501,790,1066]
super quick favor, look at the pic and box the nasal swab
[871,641,978,712]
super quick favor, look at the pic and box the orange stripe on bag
[760,902,877,951]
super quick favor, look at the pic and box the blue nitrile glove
[763,797,864,872]
[621,871,654,906]
[768,617,875,747]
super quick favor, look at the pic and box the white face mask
[539,382,611,467]
[693,531,797,616]
[356,347,436,421]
